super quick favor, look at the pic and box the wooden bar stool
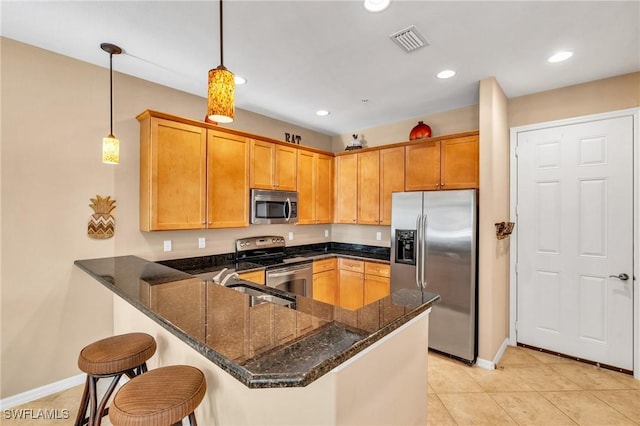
[75,333,157,426]
[109,365,207,426]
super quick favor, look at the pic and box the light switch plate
[324,229,329,238]
[376,231,382,241]
[288,232,294,240]
[163,240,172,252]
[198,237,206,249]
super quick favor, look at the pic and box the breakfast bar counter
[75,255,439,425]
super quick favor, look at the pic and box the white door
[516,115,634,371]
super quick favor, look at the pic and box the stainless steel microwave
[250,189,298,224]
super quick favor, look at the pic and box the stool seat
[75,333,156,426]
[109,365,206,426]
[78,332,157,376]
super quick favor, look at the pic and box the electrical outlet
[163,240,172,252]
[288,232,294,241]
[324,229,329,238]
[198,237,206,249]
[376,231,382,241]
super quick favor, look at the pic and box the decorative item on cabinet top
[409,121,431,140]
[345,134,365,151]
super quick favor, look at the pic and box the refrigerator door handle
[421,213,427,288]
[415,215,422,288]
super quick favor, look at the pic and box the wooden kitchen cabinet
[405,135,478,190]
[358,147,405,225]
[338,258,364,310]
[237,270,265,285]
[335,154,358,224]
[139,116,207,231]
[297,150,334,224]
[250,139,297,191]
[364,262,390,304]
[138,111,249,231]
[312,258,337,305]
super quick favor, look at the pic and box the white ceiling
[2,1,639,136]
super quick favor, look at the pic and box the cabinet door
[440,135,479,189]
[296,150,315,224]
[357,150,380,225]
[339,269,364,310]
[207,131,249,228]
[250,139,275,189]
[335,155,358,224]
[364,274,390,305]
[315,153,334,224]
[405,141,440,191]
[274,144,297,191]
[379,146,405,225]
[141,117,206,230]
[313,269,337,305]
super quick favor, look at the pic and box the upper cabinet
[297,150,334,225]
[338,146,405,226]
[250,139,297,191]
[405,134,478,190]
[139,111,249,231]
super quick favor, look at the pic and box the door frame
[509,107,639,379]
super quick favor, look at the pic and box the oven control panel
[236,235,286,252]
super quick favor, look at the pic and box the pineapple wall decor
[88,195,116,239]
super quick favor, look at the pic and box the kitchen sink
[226,283,296,309]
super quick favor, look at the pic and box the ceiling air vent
[389,25,429,53]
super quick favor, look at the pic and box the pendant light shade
[101,42,122,164]
[207,0,235,123]
[207,65,235,123]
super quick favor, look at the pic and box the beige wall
[509,72,640,128]
[478,77,510,363]
[0,38,332,398]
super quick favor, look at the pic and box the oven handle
[268,264,312,277]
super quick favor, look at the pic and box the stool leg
[93,373,122,426]
[88,376,98,426]
[74,375,91,426]
[188,412,198,426]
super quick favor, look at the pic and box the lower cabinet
[312,258,337,305]
[313,257,391,310]
[364,262,391,304]
[237,270,265,285]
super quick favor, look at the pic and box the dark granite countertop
[74,253,438,389]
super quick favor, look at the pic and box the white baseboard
[476,338,510,370]
[0,374,85,410]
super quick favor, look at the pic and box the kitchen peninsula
[75,252,438,425]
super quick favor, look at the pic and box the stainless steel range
[235,236,313,297]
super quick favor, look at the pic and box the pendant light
[101,42,122,164]
[207,0,235,123]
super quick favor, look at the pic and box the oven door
[266,262,312,298]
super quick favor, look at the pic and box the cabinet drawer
[365,261,390,278]
[313,257,337,274]
[338,258,364,273]
[237,270,265,285]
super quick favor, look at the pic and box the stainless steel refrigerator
[391,189,477,363]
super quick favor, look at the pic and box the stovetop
[235,235,288,267]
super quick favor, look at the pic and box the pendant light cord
[219,0,224,66]
[109,52,114,135]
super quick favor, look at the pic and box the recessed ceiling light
[234,75,247,85]
[364,0,390,12]
[437,70,456,79]
[548,51,573,63]
[316,110,330,117]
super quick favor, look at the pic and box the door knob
[609,273,630,281]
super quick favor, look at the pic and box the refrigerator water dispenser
[395,230,416,265]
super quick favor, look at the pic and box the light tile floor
[2,346,639,425]
[428,346,640,425]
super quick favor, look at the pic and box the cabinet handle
[441,183,445,188]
